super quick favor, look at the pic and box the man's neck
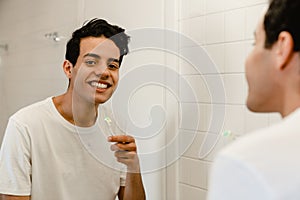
[53,92,98,127]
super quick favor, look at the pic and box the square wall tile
[204,44,225,73]
[245,4,268,39]
[84,0,164,29]
[189,0,206,17]
[180,46,220,75]
[224,0,267,10]
[180,0,205,19]
[121,49,164,74]
[245,40,254,59]
[179,157,208,189]
[224,42,247,73]
[198,104,213,132]
[206,0,224,14]
[189,159,209,189]
[199,132,223,161]
[179,103,212,133]
[179,183,207,200]
[179,55,199,75]
[205,13,225,44]
[181,130,206,159]
[225,9,246,42]
[223,105,246,135]
[180,16,206,46]
[204,75,226,104]
[179,157,191,183]
[224,73,247,104]
[180,103,201,131]
[189,17,206,46]
[180,75,211,103]
[224,0,251,10]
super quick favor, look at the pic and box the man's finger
[108,135,135,143]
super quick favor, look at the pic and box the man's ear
[275,31,294,70]
[63,60,73,78]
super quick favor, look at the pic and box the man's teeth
[91,82,108,89]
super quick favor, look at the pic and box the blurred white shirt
[207,108,300,200]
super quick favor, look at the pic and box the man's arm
[0,120,32,200]
[117,169,145,200]
[121,171,145,200]
[0,195,30,200]
[109,135,146,200]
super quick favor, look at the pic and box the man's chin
[246,100,269,113]
[94,95,112,105]
[246,98,259,113]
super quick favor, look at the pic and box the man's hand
[108,135,140,173]
[108,135,146,200]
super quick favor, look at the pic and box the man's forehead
[81,37,115,48]
[80,37,120,58]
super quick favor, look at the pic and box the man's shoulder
[218,110,300,163]
[11,97,53,121]
[218,126,273,159]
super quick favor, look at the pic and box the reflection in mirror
[0,0,270,200]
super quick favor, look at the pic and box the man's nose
[95,63,110,78]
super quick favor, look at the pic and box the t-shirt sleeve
[0,118,32,195]
[207,153,273,200]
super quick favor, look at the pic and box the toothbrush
[104,116,114,136]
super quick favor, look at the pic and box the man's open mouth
[89,81,111,89]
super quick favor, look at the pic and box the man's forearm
[123,172,146,200]
[0,195,30,200]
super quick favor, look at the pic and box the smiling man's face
[70,36,121,105]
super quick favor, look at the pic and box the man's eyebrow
[108,58,120,63]
[84,53,119,63]
[83,53,101,59]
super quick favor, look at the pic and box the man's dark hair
[264,0,300,51]
[65,18,130,67]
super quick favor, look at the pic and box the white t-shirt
[0,97,125,200]
[207,108,300,200]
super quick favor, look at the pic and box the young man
[207,0,300,199]
[0,19,145,200]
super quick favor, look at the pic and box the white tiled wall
[0,0,284,200]
[0,1,170,199]
[178,0,282,200]
[0,0,79,125]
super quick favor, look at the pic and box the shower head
[45,32,65,42]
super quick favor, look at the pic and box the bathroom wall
[0,0,284,200]
[0,0,80,140]
[0,0,77,142]
[0,0,178,199]
[178,0,281,199]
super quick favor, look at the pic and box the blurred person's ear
[274,31,294,70]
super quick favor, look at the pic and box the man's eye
[85,60,97,66]
[108,63,119,70]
